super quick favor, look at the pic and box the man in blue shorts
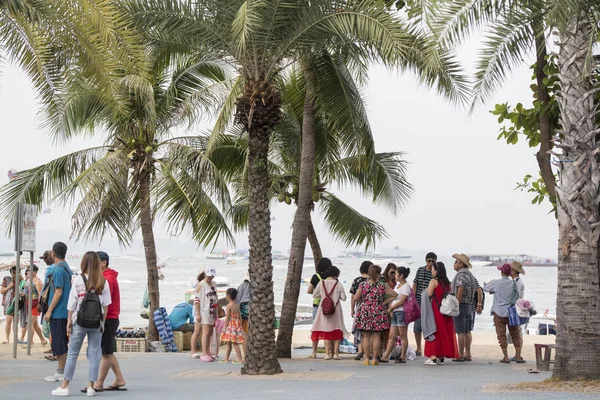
[43,242,72,382]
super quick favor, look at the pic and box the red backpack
[321,281,338,316]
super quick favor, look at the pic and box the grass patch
[491,379,600,393]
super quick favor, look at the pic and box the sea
[2,254,557,334]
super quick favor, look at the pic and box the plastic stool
[534,343,555,371]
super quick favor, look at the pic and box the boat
[470,254,557,267]
[272,251,289,260]
[525,313,557,335]
[205,253,225,260]
[274,302,313,325]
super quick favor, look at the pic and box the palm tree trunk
[553,13,600,380]
[276,60,317,358]
[237,79,282,375]
[138,164,160,341]
[307,217,323,268]
[532,16,556,205]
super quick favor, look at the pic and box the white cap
[244,271,250,281]
[204,267,216,277]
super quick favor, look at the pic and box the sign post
[12,203,37,359]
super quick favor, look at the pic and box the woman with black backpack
[51,252,111,397]
[310,266,347,360]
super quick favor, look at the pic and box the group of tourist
[1,242,127,396]
[307,252,527,365]
[172,267,250,363]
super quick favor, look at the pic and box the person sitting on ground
[350,260,372,361]
[169,300,195,333]
[483,263,524,364]
[220,288,245,363]
[381,266,411,363]
[307,257,332,359]
[310,266,347,360]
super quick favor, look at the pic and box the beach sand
[1,318,554,362]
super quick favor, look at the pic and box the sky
[0,37,558,260]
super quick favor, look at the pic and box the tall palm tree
[544,0,600,380]
[128,0,467,374]
[429,0,600,379]
[0,52,243,341]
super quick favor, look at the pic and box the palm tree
[545,0,600,379]
[0,0,145,125]
[128,0,467,374]
[226,62,414,356]
[429,0,600,379]
[0,52,243,341]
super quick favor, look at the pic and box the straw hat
[452,253,473,269]
[511,261,525,275]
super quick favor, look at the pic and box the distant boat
[205,253,225,260]
[470,254,556,267]
[272,251,289,260]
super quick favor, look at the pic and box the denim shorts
[453,303,472,334]
[391,310,406,327]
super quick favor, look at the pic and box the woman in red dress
[424,262,459,365]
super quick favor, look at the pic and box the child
[220,288,245,364]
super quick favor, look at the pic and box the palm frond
[318,192,388,250]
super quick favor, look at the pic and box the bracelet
[477,303,482,306]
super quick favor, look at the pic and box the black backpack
[77,275,103,329]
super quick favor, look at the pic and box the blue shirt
[483,276,517,318]
[41,264,55,292]
[168,303,193,329]
[49,261,72,320]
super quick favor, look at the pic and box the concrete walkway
[0,352,594,399]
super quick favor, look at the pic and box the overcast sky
[0,38,558,259]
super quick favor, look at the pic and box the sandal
[515,358,526,364]
[332,355,342,360]
[500,359,510,364]
[452,358,464,362]
[307,354,317,359]
[379,357,390,363]
[354,352,364,361]
[463,357,472,361]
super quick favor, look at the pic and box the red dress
[424,282,459,359]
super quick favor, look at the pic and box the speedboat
[525,313,557,335]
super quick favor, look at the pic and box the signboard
[14,203,37,252]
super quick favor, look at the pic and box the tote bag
[403,289,421,324]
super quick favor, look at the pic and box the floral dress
[220,310,245,344]
[354,281,390,332]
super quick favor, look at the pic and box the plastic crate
[116,338,147,353]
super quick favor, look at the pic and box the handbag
[440,293,460,317]
[508,305,529,326]
[403,289,421,324]
[217,304,226,319]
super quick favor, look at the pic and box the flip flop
[44,355,57,361]
[452,358,464,362]
[500,359,510,364]
[515,359,526,364]
[105,386,128,391]
[463,357,472,361]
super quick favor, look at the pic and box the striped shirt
[413,266,432,306]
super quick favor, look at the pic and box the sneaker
[87,387,95,397]
[424,359,438,366]
[44,372,65,382]
[51,386,69,396]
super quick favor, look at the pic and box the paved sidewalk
[0,352,594,399]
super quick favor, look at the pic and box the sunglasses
[390,272,396,275]
[426,259,436,263]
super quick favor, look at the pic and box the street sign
[14,203,37,252]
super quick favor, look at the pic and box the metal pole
[13,203,22,359]
[26,251,33,355]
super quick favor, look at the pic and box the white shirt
[515,277,525,299]
[193,280,217,317]
[392,282,411,311]
[67,274,111,323]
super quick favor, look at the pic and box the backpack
[77,275,103,329]
[38,275,54,316]
[434,284,460,317]
[321,281,338,316]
